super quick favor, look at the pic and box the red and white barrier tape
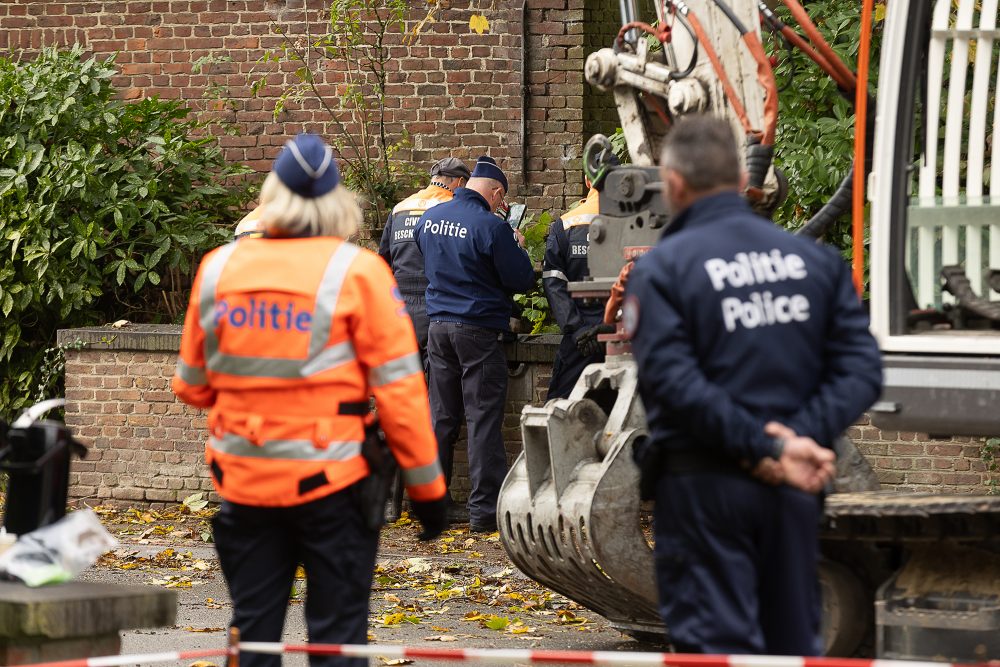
[15,642,1000,667]
[17,648,229,667]
[240,642,995,667]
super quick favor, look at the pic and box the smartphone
[506,203,527,230]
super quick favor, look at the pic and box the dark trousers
[653,472,823,656]
[426,320,508,526]
[546,331,605,400]
[401,292,429,369]
[212,486,380,667]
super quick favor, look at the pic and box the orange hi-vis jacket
[172,236,446,507]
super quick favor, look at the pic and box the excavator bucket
[497,359,664,639]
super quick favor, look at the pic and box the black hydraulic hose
[797,100,877,239]
[707,0,749,35]
[668,12,699,80]
[796,164,854,239]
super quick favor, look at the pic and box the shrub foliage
[0,47,253,415]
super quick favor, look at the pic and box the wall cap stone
[0,581,176,638]
[57,325,183,352]
[57,326,563,361]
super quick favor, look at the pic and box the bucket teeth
[498,363,663,637]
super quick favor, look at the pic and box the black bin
[0,417,86,536]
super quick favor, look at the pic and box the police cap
[273,133,342,199]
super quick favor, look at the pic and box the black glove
[411,497,448,541]
[631,435,660,501]
[574,324,604,357]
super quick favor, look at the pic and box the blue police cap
[471,156,508,194]
[273,134,341,198]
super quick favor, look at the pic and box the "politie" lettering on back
[703,250,811,333]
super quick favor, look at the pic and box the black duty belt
[338,401,370,416]
[660,447,746,476]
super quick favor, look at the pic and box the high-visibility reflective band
[563,213,597,228]
[301,341,357,376]
[175,358,208,386]
[210,433,363,461]
[199,243,239,367]
[309,243,362,361]
[542,270,568,282]
[206,342,357,379]
[369,352,422,387]
[402,459,444,487]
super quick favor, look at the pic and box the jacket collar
[454,187,491,211]
[665,191,752,236]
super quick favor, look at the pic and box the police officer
[415,156,535,533]
[543,177,608,400]
[172,134,448,667]
[379,157,471,359]
[625,116,882,655]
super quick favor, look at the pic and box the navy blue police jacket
[625,192,882,465]
[543,188,605,333]
[414,187,535,331]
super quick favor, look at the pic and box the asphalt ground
[80,506,667,667]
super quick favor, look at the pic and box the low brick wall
[58,325,996,507]
[58,325,556,507]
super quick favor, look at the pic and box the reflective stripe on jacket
[172,236,446,507]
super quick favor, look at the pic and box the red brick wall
[58,326,554,507]
[0,0,601,215]
[850,415,995,493]
[59,326,998,508]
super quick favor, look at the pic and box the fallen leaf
[423,635,458,642]
[183,493,209,512]
[469,14,489,35]
[378,659,413,666]
[111,319,131,328]
[188,662,219,667]
[184,626,225,633]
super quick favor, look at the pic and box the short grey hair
[660,115,742,192]
[257,171,363,239]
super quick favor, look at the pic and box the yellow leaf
[188,662,219,667]
[469,14,490,35]
[184,626,225,633]
[874,2,886,22]
[378,659,414,666]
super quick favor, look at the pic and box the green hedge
[0,47,254,415]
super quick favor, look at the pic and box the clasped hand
[751,422,836,494]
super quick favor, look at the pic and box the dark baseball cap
[430,157,471,179]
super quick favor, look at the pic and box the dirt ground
[81,503,667,666]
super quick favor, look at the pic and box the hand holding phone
[506,203,527,230]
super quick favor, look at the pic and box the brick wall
[850,416,995,493]
[59,325,998,508]
[0,0,617,217]
[58,326,555,507]
[583,0,620,142]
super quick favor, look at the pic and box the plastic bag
[0,509,118,586]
